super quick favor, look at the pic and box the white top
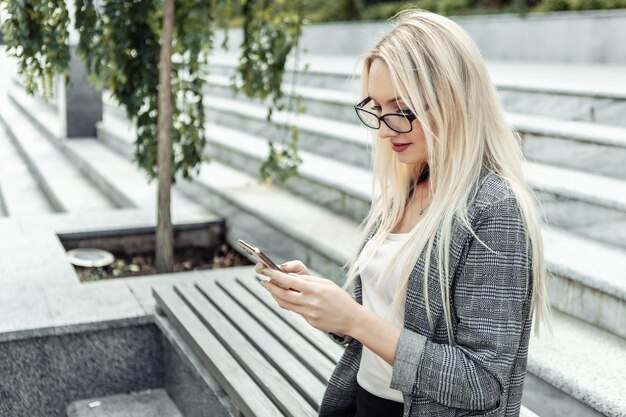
[356,231,411,403]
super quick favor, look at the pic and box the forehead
[367,59,404,104]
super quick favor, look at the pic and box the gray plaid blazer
[319,170,534,417]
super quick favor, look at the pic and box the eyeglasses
[354,96,417,134]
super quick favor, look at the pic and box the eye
[370,104,382,113]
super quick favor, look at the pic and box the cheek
[408,126,426,146]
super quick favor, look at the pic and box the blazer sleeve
[390,197,532,411]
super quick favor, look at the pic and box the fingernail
[262,268,273,276]
[258,279,266,287]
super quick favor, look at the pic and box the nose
[378,121,399,139]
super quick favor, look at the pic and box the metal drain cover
[67,248,115,268]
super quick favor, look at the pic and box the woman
[256,9,549,417]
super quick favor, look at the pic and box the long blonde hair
[344,10,549,343]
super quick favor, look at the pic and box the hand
[257,266,362,336]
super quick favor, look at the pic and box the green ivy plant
[235,0,305,185]
[0,0,70,98]
[0,0,304,184]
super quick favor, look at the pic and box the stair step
[0,115,53,216]
[204,94,371,169]
[206,97,626,246]
[205,73,358,126]
[2,88,117,213]
[528,310,626,417]
[205,122,371,222]
[64,139,205,217]
[513,113,626,180]
[209,53,626,127]
[199,93,626,248]
[66,388,182,417]
[543,227,626,338]
[171,161,358,281]
[206,74,626,181]
[524,162,626,249]
[101,118,626,333]
[7,85,211,220]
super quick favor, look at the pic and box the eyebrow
[368,95,406,105]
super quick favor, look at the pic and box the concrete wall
[0,324,163,417]
[215,9,626,63]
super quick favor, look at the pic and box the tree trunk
[155,0,175,273]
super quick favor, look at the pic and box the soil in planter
[75,243,252,282]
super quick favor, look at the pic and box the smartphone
[238,239,299,291]
[238,239,282,271]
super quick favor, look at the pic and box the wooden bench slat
[195,280,327,411]
[152,284,284,417]
[214,276,336,384]
[236,274,345,363]
[176,282,318,417]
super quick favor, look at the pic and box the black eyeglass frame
[354,96,418,134]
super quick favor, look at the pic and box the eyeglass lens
[355,108,412,133]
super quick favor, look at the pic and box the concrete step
[63,138,206,217]
[6,86,137,210]
[514,113,626,181]
[204,122,371,223]
[100,117,626,336]
[0,88,117,214]
[204,94,371,169]
[205,124,626,337]
[66,388,183,417]
[0,114,53,216]
[525,162,626,249]
[201,100,626,249]
[525,310,626,417]
[206,74,626,181]
[499,86,626,129]
[490,60,626,129]
[209,53,626,128]
[205,73,358,127]
[101,120,626,334]
[6,84,213,222]
[209,53,359,92]
[543,227,626,339]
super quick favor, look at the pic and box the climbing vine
[0,0,304,183]
[0,1,70,98]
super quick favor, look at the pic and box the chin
[396,155,422,165]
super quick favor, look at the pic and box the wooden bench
[153,270,540,417]
[152,270,344,417]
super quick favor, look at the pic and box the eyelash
[371,105,412,114]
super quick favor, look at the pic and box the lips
[391,142,411,152]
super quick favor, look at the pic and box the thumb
[279,260,307,274]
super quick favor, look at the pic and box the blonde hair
[344,9,550,343]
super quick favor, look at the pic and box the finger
[264,268,320,292]
[279,260,304,273]
[265,280,307,305]
[272,292,309,316]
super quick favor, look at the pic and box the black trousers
[354,384,404,417]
